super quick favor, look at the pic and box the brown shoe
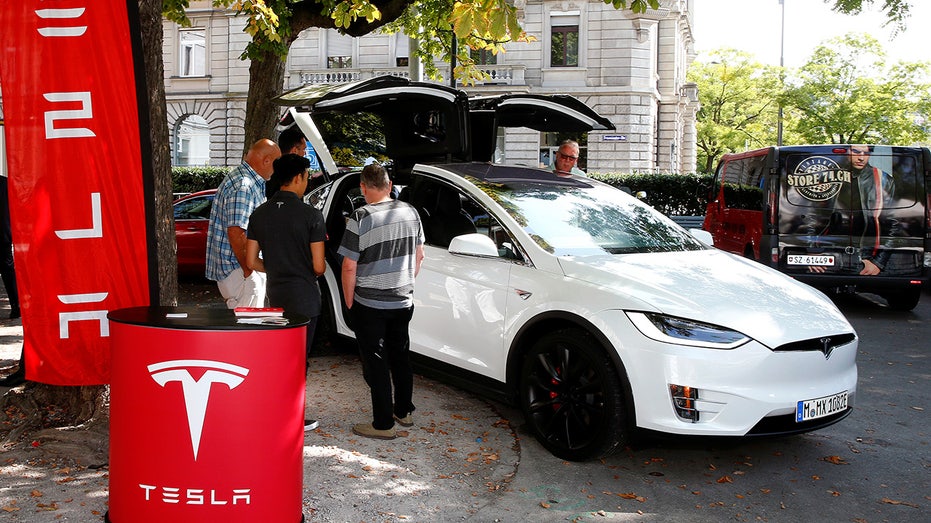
[393,413,413,427]
[352,422,397,440]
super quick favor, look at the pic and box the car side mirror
[449,233,500,257]
[689,228,714,246]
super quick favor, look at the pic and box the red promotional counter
[106,306,307,523]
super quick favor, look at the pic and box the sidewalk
[0,283,520,521]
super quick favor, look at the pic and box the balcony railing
[293,65,524,88]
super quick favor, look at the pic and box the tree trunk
[243,52,288,155]
[0,1,178,445]
[139,0,178,307]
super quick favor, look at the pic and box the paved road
[477,290,930,522]
[0,284,928,522]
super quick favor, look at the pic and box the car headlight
[626,312,750,349]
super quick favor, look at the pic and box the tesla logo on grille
[819,337,835,358]
[148,359,250,460]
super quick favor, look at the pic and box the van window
[782,147,921,211]
[720,154,765,210]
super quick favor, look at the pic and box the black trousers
[351,303,415,430]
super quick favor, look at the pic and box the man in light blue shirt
[551,139,587,177]
[205,139,281,308]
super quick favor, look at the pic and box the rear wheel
[519,328,628,461]
[882,288,921,311]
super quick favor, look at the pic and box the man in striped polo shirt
[338,164,424,440]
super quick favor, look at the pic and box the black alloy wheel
[519,328,628,461]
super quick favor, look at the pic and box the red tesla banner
[0,2,155,384]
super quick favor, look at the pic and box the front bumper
[596,310,858,437]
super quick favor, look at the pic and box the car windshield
[474,179,706,256]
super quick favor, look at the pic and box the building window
[173,115,210,166]
[396,33,409,67]
[327,29,353,69]
[179,29,206,77]
[550,14,579,68]
[471,48,497,65]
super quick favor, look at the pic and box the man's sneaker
[304,419,319,431]
[393,413,413,427]
[352,422,397,440]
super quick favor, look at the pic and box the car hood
[557,248,853,348]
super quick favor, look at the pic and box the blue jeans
[351,303,415,430]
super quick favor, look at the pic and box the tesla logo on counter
[148,360,250,460]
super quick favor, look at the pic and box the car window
[174,195,213,220]
[480,181,705,256]
[407,178,522,260]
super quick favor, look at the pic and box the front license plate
[796,391,848,422]
[788,254,835,266]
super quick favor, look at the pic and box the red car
[173,189,216,277]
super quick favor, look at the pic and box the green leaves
[602,0,660,13]
[782,33,931,144]
[687,50,783,173]
[332,0,382,29]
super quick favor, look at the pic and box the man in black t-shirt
[246,154,327,430]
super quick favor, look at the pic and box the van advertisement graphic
[779,145,926,277]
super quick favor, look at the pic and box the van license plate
[787,255,835,266]
[796,391,848,422]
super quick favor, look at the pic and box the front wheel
[519,329,629,461]
[882,288,921,311]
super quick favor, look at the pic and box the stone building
[164,0,698,173]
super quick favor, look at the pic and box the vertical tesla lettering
[36,7,87,37]
[55,192,102,239]
[43,92,95,139]
[148,360,250,460]
[58,292,108,338]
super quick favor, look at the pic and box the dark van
[704,145,931,310]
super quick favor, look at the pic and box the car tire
[519,328,628,461]
[882,288,921,311]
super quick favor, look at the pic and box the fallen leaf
[716,476,733,484]
[821,455,848,465]
[540,502,551,509]
[30,490,43,498]
[617,492,646,502]
[881,498,919,508]
[812,475,821,480]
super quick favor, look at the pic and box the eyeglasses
[557,152,578,160]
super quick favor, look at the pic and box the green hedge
[172,166,714,217]
[172,166,229,195]
[591,172,713,216]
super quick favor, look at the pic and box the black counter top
[108,306,309,330]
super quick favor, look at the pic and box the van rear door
[777,145,927,305]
